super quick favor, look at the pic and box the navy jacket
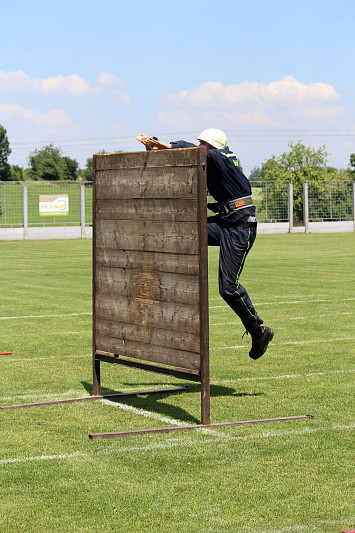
[170,140,255,221]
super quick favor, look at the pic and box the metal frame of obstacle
[88,147,313,440]
[1,148,313,437]
[0,148,206,413]
[91,147,211,425]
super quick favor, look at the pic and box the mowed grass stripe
[1,367,354,405]
[215,337,355,350]
[1,423,354,466]
[0,235,354,533]
[0,297,353,320]
[0,312,91,320]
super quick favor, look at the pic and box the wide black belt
[208,195,254,215]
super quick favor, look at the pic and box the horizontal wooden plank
[95,248,199,275]
[95,293,199,334]
[94,167,197,200]
[94,334,200,370]
[95,219,198,254]
[95,318,200,353]
[94,148,200,171]
[95,198,198,222]
[95,266,199,305]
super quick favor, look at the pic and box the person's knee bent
[219,279,238,301]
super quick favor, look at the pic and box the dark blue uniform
[171,140,263,335]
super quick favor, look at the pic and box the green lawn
[0,182,93,227]
[0,234,354,532]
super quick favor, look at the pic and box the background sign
[39,194,69,216]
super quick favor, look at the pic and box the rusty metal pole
[198,147,210,425]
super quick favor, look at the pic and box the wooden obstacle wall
[92,147,210,422]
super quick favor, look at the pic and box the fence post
[80,182,86,238]
[353,181,355,232]
[288,182,293,233]
[303,181,309,233]
[23,182,28,240]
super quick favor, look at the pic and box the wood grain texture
[95,318,200,353]
[95,219,198,254]
[93,148,208,376]
[94,335,200,370]
[95,265,199,305]
[95,198,198,222]
[95,248,199,275]
[95,293,199,334]
[95,167,197,200]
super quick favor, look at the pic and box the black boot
[249,326,274,360]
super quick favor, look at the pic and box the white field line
[101,399,226,438]
[0,354,91,364]
[1,368,353,406]
[0,297,354,320]
[0,312,91,321]
[1,423,354,466]
[0,390,90,402]
[215,337,355,350]
[209,297,355,309]
[258,517,355,533]
[210,311,354,326]
[1,368,354,403]
[0,368,355,404]
[1,331,90,338]
[0,385,190,404]
[213,368,355,385]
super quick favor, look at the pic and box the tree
[80,157,94,181]
[260,142,329,222]
[27,144,79,181]
[0,124,11,181]
[10,165,24,181]
[79,150,119,181]
[249,167,262,181]
[350,153,355,174]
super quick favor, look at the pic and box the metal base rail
[89,414,314,440]
[0,385,189,410]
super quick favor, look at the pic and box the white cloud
[157,76,343,130]
[97,72,123,87]
[223,110,281,127]
[296,106,344,119]
[0,103,73,126]
[163,76,340,108]
[0,70,131,99]
[258,76,340,103]
[34,74,93,95]
[156,111,196,130]
[114,92,132,104]
[0,71,33,93]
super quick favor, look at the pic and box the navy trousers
[208,215,263,335]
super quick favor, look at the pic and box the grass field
[0,182,93,227]
[0,234,354,533]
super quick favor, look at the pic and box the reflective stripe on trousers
[208,215,263,334]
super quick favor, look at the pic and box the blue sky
[1,0,354,176]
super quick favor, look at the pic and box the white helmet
[197,128,227,149]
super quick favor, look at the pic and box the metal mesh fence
[0,182,23,227]
[250,181,289,222]
[0,181,94,228]
[84,182,93,226]
[1,180,354,231]
[308,180,354,222]
[27,181,80,226]
[207,181,289,222]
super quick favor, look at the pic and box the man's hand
[136,134,171,151]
